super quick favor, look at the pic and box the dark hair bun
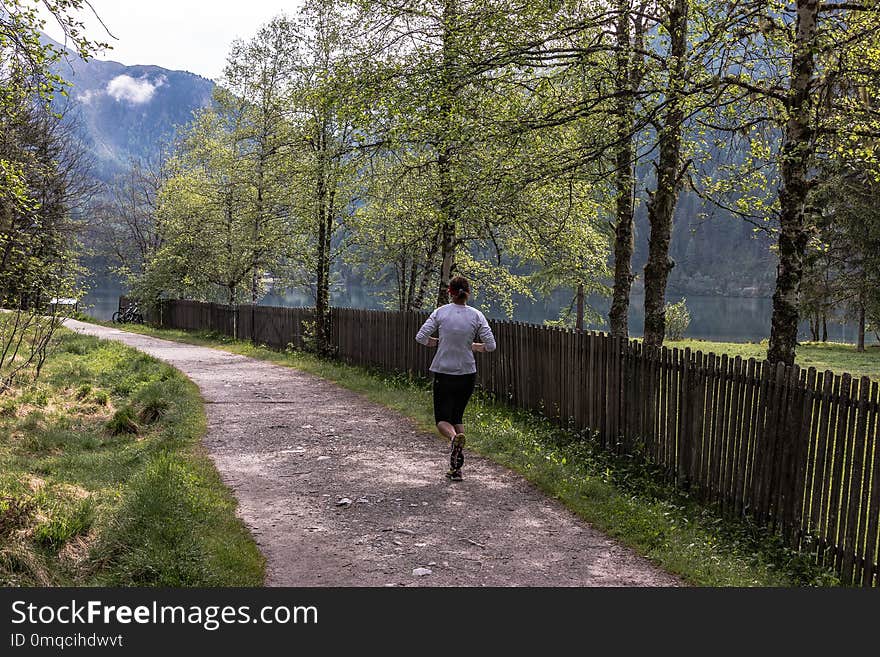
[449,276,471,299]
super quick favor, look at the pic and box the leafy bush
[59,336,92,356]
[665,298,691,341]
[300,319,317,353]
[27,388,50,407]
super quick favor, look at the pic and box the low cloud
[106,74,166,104]
[76,89,99,105]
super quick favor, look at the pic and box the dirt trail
[67,320,681,586]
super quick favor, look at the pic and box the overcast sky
[41,1,303,81]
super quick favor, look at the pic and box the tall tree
[608,0,646,338]
[765,0,820,364]
[0,1,104,389]
[288,0,361,353]
[345,158,442,311]
[349,1,614,316]
[222,17,299,339]
[350,0,475,306]
[810,162,880,352]
[642,0,690,347]
[144,108,258,320]
[94,156,166,283]
[709,1,880,363]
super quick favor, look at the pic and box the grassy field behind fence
[0,329,264,586]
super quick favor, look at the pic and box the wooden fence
[150,299,880,587]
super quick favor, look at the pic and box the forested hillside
[55,42,777,305]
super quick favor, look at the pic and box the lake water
[501,293,866,344]
[81,286,125,321]
[81,285,868,346]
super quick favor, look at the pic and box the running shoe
[450,433,465,471]
[445,468,463,482]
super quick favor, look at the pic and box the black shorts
[432,372,476,425]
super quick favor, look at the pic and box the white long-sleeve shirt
[415,303,497,375]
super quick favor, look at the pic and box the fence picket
[841,377,870,584]
[827,374,853,569]
[861,382,880,586]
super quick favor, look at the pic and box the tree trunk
[436,215,455,307]
[323,170,338,352]
[404,254,417,310]
[643,0,688,348]
[435,0,459,308]
[608,0,637,339]
[822,314,828,342]
[576,283,585,331]
[858,302,866,352]
[809,313,819,342]
[412,230,439,311]
[314,119,332,355]
[767,0,819,365]
[228,284,237,340]
[224,193,238,340]
[251,159,264,345]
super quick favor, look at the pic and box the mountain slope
[49,36,215,180]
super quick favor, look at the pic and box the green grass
[0,329,264,586]
[667,339,880,382]
[107,322,841,586]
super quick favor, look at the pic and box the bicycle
[112,303,145,324]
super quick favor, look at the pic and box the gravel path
[67,320,681,587]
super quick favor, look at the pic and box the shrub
[300,319,318,353]
[665,298,691,341]
[60,336,92,355]
[33,496,94,551]
[29,389,50,407]
[105,407,139,436]
[135,385,170,425]
[0,398,17,417]
[0,496,34,537]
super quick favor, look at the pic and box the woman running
[415,276,496,481]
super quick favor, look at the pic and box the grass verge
[0,328,264,586]
[105,322,840,586]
